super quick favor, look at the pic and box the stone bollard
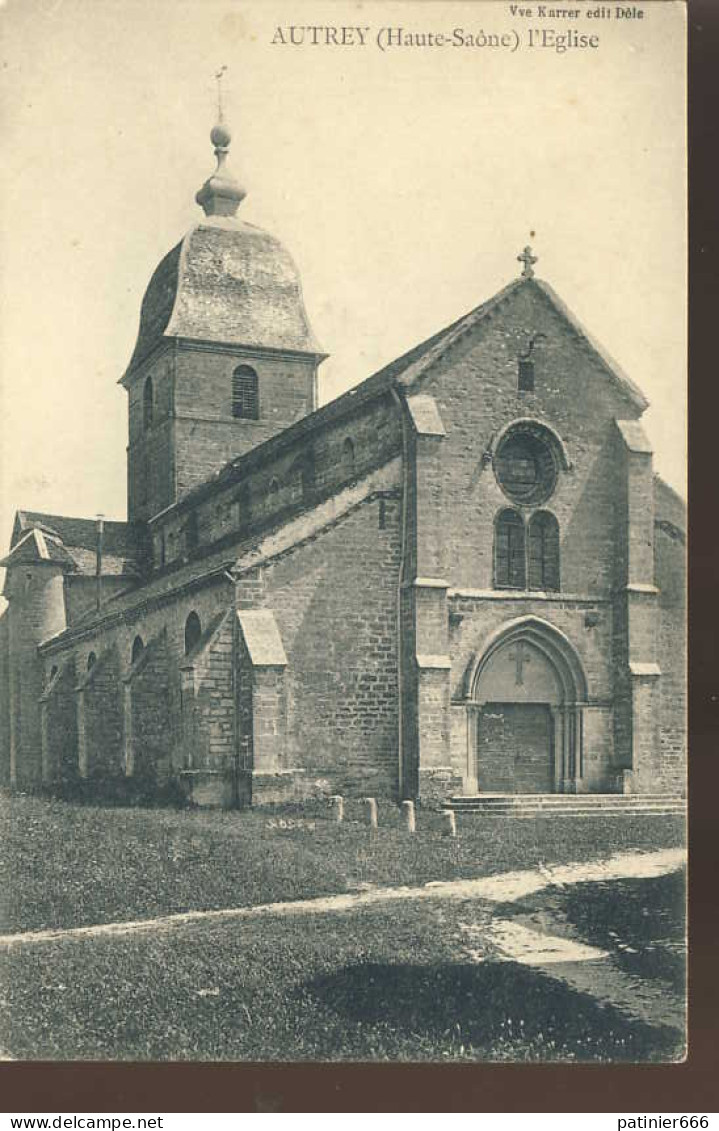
[329,795,344,823]
[440,809,457,837]
[400,799,416,833]
[363,797,378,829]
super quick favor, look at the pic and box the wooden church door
[476,703,554,794]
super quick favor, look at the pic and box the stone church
[0,121,686,809]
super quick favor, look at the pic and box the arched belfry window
[184,611,202,656]
[529,511,560,591]
[143,376,154,430]
[232,366,259,420]
[495,509,526,589]
[131,635,144,665]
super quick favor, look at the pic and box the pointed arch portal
[464,617,587,795]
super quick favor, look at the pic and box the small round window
[495,425,558,506]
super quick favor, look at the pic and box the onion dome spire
[195,69,246,218]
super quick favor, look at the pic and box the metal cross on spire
[215,64,228,122]
[517,245,538,279]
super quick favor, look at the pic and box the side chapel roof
[2,511,139,577]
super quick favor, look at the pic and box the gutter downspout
[224,568,242,811]
[391,388,410,800]
[95,516,104,611]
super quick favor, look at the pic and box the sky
[0,0,686,572]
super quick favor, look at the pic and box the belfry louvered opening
[232,366,259,420]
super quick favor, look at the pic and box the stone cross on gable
[517,245,538,279]
[508,641,532,686]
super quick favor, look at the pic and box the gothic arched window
[131,635,144,665]
[495,509,526,590]
[143,376,154,430]
[87,651,97,671]
[184,611,202,656]
[529,511,560,591]
[232,366,259,420]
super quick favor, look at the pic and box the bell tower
[121,103,326,523]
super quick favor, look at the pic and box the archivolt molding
[462,615,588,704]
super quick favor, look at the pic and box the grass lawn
[3,873,685,1062]
[1,793,686,1062]
[1,792,685,934]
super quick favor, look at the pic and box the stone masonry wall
[172,347,316,499]
[42,578,233,786]
[151,393,400,572]
[42,660,78,787]
[81,647,124,780]
[411,282,653,789]
[130,633,173,786]
[190,614,234,773]
[8,568,66,790]
[235,632,254,771]
[654,520,686,794]
[0,611,10,786]
[128,418,174,523]
[258,489,402,798]
[419,282,642,594]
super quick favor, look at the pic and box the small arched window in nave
[342,436,356,476]
[184,611,202,656]
[143,376,154,430]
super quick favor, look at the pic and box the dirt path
[0,846,685,950]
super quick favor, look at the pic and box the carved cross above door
[507,641,532,686]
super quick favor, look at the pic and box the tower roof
[122,121,324,380]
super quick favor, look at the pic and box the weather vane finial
[198,65,246,217]
[215,64,228,123]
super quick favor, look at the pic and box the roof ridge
[149,280,528,520]
[372,278,525,388]
[394,278,526,388]
[533,279,648,411]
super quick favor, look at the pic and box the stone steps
[447,793,686,817]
